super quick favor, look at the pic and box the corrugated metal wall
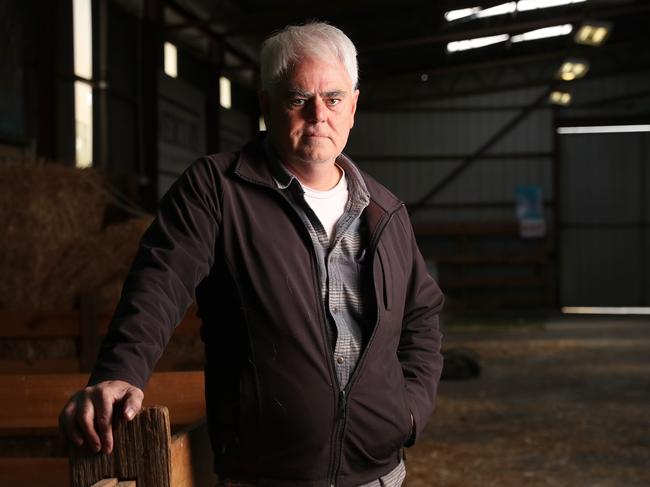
[348,86,555,307]
[348,87,554,225]
[348,70,650,308]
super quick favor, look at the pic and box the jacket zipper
[328,202,403,486]
[269,188,343,484]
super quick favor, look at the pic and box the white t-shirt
[300,167,349,243]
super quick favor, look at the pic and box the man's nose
[306,97,326,123]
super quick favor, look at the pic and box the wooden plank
[0,311,79,337]
[70,407,171,487]
[0,358,80,374]
[0,371,205,435]
[0,457,68,487]
[414,221,520,236]
[434,253,548,265]
[441,275,544,289]
[91,479,119,487]
[170,420,217,487]
[0,308,200,339]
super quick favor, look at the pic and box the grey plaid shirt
[265,143,406,487]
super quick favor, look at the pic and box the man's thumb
[122,387,144,421]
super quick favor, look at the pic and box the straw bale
[0,165,106,310]
[39,215,154,310]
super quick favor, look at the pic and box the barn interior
[1,0,649,485]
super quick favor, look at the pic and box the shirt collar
[263,137,370,208]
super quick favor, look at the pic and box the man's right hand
[59,380,144,454]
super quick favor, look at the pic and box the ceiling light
[510,24,573,43]
[549,91,572,105]
[447,34,510,52]
[557,59,589,80]
[574,21,611,46]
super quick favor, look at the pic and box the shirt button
[336,356,345,364]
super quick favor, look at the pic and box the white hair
[260,22,359,92]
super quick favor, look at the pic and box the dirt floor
[405,314,650,487]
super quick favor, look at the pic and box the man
[60,22,444,487]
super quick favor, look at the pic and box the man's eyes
[288,98,342,107]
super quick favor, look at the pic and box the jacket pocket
[377,245,393,311]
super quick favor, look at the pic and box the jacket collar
[233,133,403,224]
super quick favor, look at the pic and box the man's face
[261,56,359,168]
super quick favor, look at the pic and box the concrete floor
[405,315,650,487]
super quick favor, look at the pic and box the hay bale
[0,165,107,310]
[40,215,153,309]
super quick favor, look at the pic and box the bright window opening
[164,42,178,78]
[220,76,232,109]
[562,307,650,315]
[74,81,93,168]
[510,24,573,43]
[445,0,587,22]
[447,34,510,53]
[447,24,571,53]
[73,0,92,80]
[557,124,650,135]
[259,116,266,131]
[73,0,92,168]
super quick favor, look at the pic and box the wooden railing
[0,371,213,487]
[0,297,202,374]
[70,406,215,487]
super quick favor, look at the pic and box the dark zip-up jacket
[90,136,445,487]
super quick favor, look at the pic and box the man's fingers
[59,398,84,448]
[76,393,101,453]
[122,386,144,421]
[93,388,116,454]
[59,380,145,454]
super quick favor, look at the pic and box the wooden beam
[0,371,205,435]
[0,307,201,338]
[170,420,217,487]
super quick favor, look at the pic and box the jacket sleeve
[396,210,444,446]
[89,157,222,389]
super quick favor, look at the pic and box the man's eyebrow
[322,90,347,98]
[286,89,348,98]
[287,88,313,98]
